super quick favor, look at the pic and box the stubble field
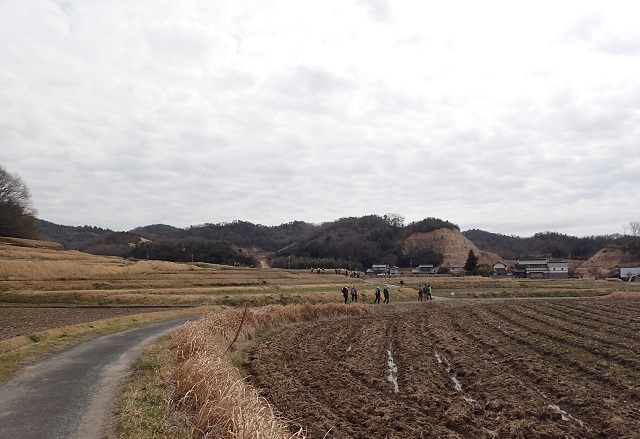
[246,299,640,438]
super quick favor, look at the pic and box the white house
[547,261,569,279]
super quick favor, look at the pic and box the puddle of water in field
[386,349,399,393]
[434,350,476,405]
[548,404,571,421]
[451,375,462,392]
[532,385,585,427]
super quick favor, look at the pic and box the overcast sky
[2,0,639,237]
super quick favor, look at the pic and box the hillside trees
[405,217,459,235]
[278,215,404,268]
[0,164,38,239]
[463,229,624,260]
[127,238,256,265]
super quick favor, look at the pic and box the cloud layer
[2,0,639,237]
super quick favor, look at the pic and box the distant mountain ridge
[37,217,639,270]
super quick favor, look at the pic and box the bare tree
[384,213,405,228]
[628,221,640,237]
[0,164,38,238]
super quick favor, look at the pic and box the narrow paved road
[0,316,197,439]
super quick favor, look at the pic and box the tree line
[463,229,640,260]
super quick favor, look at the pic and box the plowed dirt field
[247,299,640,438]
[0,307,166,340]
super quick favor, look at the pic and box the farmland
[2,242,640,438]
[246,299,640,438]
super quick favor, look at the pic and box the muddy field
[0,307,165,340]
[247,299,640,438]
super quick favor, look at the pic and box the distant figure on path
[383,286,390,304]
[351,286,358,303]
[418,285,424,301]
[374,286,381,304]
[427,284,433,300]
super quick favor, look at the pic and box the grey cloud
[563,11,640,56]
[261,66,355,114]
[357,0,394,23]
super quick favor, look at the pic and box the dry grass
[0,236,64,250]
[114,336,195,439]
[168,304,372,438]
[1,243,380,307]
[608,291,640,301]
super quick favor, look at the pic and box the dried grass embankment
[170,303,371,438]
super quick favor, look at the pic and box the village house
[366,264,388,276]
[411,264,436,275]
[491,262,509,277]
[449,263,466,276]
[547,261,569,279]
[513,259,569,279]
[366,264,401,277]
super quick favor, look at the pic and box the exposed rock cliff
[403,227,505,267]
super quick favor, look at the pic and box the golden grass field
[1,242,639,438]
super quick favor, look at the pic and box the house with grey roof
[513,259,569,279]
[411,264,436,275]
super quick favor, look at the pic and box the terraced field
[246,299,640,438]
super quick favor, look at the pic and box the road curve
[0,316,197,439]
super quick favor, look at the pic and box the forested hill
[462,229,637,260]
[36,217,638,268]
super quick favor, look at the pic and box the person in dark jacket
[374,286,381,304]
[383,286,390,304]
[342,286,349,304]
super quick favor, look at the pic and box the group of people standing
[342,285,389,304]
[418,283,433,301]
[374,285,390,304]
[342,285,360,303]
[342,283,434,304]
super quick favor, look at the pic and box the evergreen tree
[464,249,479,273]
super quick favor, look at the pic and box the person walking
[351,285,358,303]
[427,284,433,300]
[342,286,349,304]
[374,286,381,304]
[383,285,390,304]
[418,285,424,301]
